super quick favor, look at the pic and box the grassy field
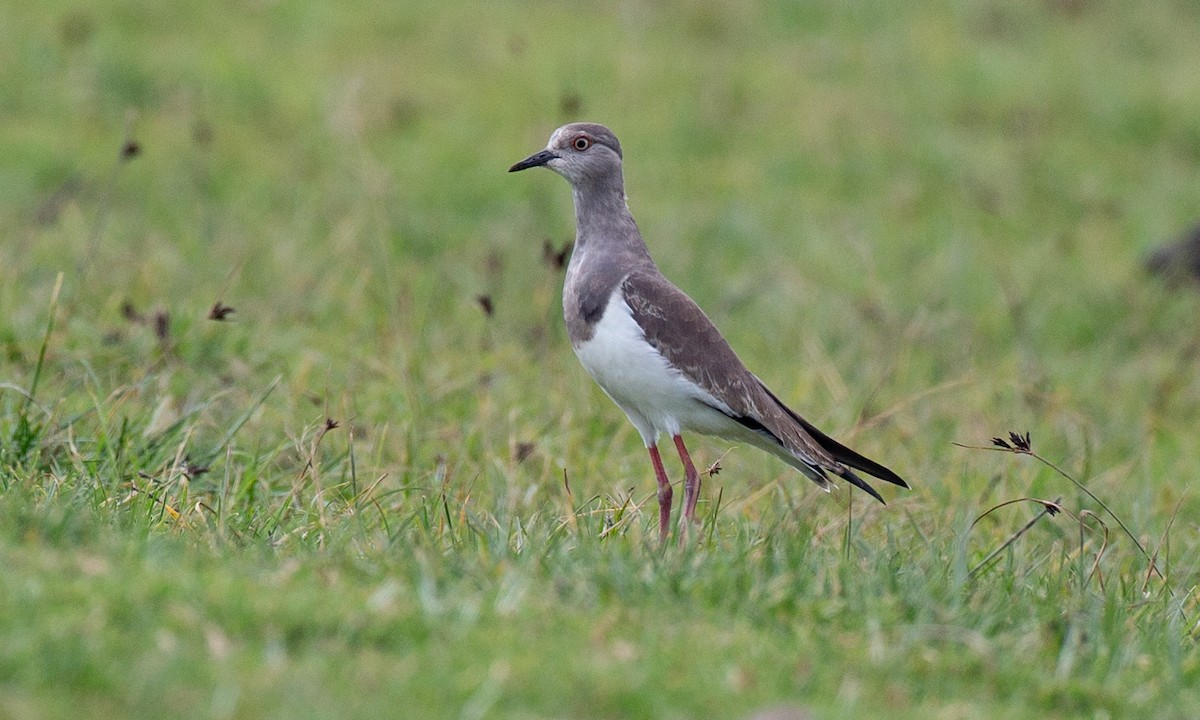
[3,0,1200,717]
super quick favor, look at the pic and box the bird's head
[509,122,623,185]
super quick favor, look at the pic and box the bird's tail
[756,381,910,502]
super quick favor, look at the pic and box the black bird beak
[509,149,558,172]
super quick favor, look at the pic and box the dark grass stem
[969,497,1063,578]
[844,485,853,561]
[1144,498,1184,596]
[955,435,1161,580]
[968,496,1111,590]
[25,272,62,406]
[1029,450,1154,576]
[10,273,64,460]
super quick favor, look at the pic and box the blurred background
[3,0,1200,717]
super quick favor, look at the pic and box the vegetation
[2,0,1199,717]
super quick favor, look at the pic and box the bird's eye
[572,135,591,151]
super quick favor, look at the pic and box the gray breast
[563,249,643,346]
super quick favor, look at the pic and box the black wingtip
[840,468,886,505]
[754,380,909,490]
[798,416,908,489]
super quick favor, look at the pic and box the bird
[509,122,908,543]
[1146,221,1200,286]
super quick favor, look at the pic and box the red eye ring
[572,135,591,151]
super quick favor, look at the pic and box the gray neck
[570,173,651,262]
[561,170,659,345]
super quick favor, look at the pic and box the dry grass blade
[970,496,1063,532]
[1144,497,1184,596]
[969,496,1064,578]
[1078,510,1110,591]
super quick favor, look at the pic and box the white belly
[573,290,739,445]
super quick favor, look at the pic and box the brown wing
[620,271,836,465]
[621,270,908,501]
[620,271,759,406]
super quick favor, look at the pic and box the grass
[3,0,1200,717]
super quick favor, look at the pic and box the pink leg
[673,435,702,524]
[647,445,673,544]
